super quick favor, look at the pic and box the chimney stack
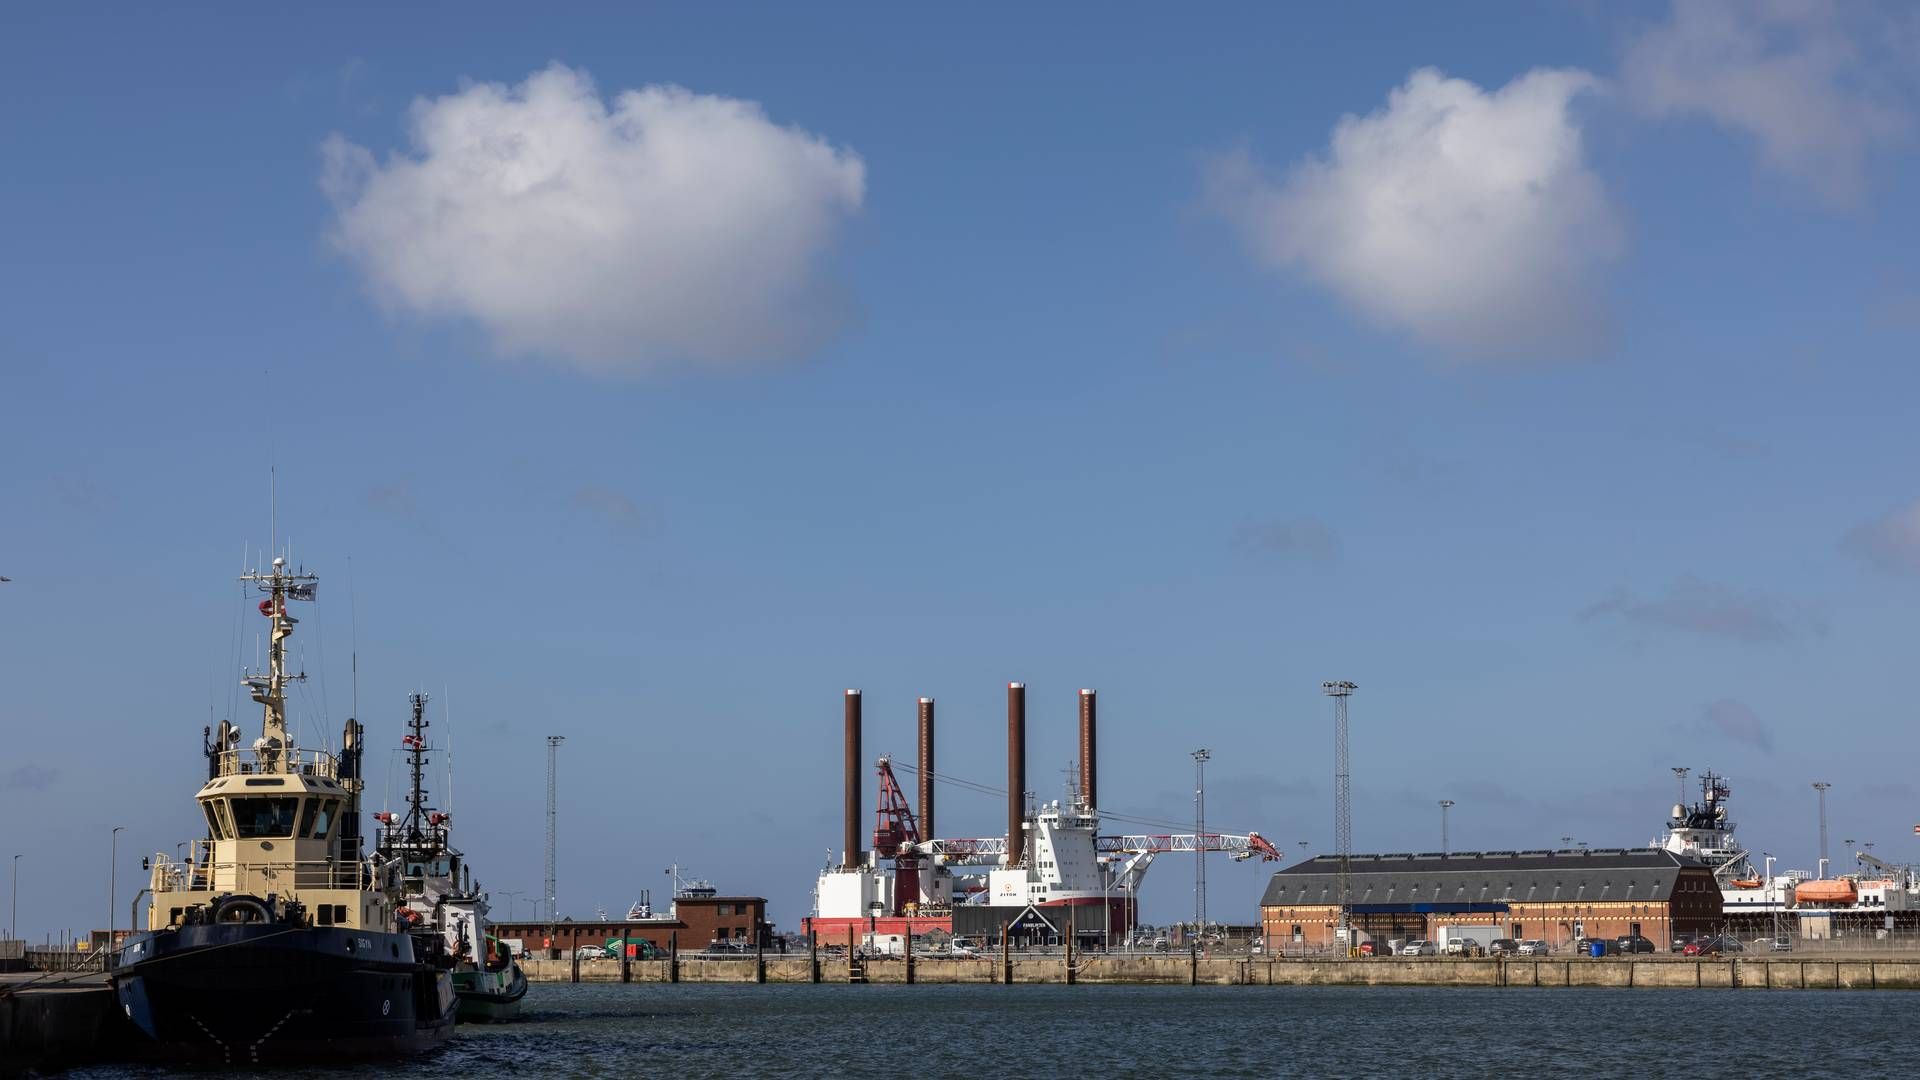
[917,698,935,842]
[843,689,862,870]
[1078,689,1097,810]
[1007,682,1026,867]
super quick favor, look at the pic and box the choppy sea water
[75,982,1917,1078]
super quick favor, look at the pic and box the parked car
[1400,939,1437,956]
[1445,939,1484,957]
[1515,939,1549,956]
[1767,936,1793,952]
[1671,934,1700,954]
[1487,938,1518,957]
[1684,935,1746,957]
[1356,941,1378,957]
[1612,935,1656,955]
[1571,937,1602,956]
[572,944,609,960]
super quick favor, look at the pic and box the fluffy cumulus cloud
[322,64,866,372]
[1843,498,1920,575]
[1207,67,1622,358]
[1622,1,1910,205]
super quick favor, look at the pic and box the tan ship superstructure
[145,556,394,934]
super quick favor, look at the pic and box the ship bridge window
[298,799,340,839]
[202,802,229,840]
[232,797,299,838]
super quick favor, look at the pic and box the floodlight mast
[1323,680,1357,954]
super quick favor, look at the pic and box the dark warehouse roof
[1260,849,1711,908]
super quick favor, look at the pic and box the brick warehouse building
[1261,849,1722,953]
[492,892,773,957]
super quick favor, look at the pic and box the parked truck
[1436,926,1496,956]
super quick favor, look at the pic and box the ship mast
[240,554,316,774]
[401,692,432,844]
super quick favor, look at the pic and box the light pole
[1323,679,1357,955]
[1764,853,1778,947]
[499,890,524,922]
[1192,748,1210,949]
[10,854,19,943]
[108,826,124,953]
[1813,782,1832,878]
[1438,800,1454,856]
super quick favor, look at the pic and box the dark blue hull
[112,923,455,1065]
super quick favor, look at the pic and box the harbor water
[69,983,1916,1078]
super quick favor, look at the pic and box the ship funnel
[917,697,935,842]
[1007,682,1026,867]
[843,689,862,870]
[1078,689,1097,811]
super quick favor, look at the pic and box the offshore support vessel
[112,554,457,1064]
[373,692,527,1022]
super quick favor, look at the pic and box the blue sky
[4,3,1919,938]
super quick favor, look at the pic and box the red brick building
[493,893,772,957]
[1261,849,1722,953]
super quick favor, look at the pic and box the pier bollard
[669,933,679,984]
[809,930,820,984]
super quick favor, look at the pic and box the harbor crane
[870,755,1282,913]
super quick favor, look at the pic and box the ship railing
[212,747,340,779]
[201,857,372,894]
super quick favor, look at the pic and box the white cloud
[1622,1,1909,205]
[322,64,865,372]
[1233,518,1340,564]
[1207,67,1622,358]
[1580,577,1820,643]
[1843,498,1920,575]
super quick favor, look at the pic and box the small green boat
[453,941,528,1023]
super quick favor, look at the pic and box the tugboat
[112,554,457,1064]
[374,692,527,1023]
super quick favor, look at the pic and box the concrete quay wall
[520,955,1920,989]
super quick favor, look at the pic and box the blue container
[1588,940,1606,958]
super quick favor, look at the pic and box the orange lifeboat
[1795,879,1857,905]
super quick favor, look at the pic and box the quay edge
[516,955,1920,989]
